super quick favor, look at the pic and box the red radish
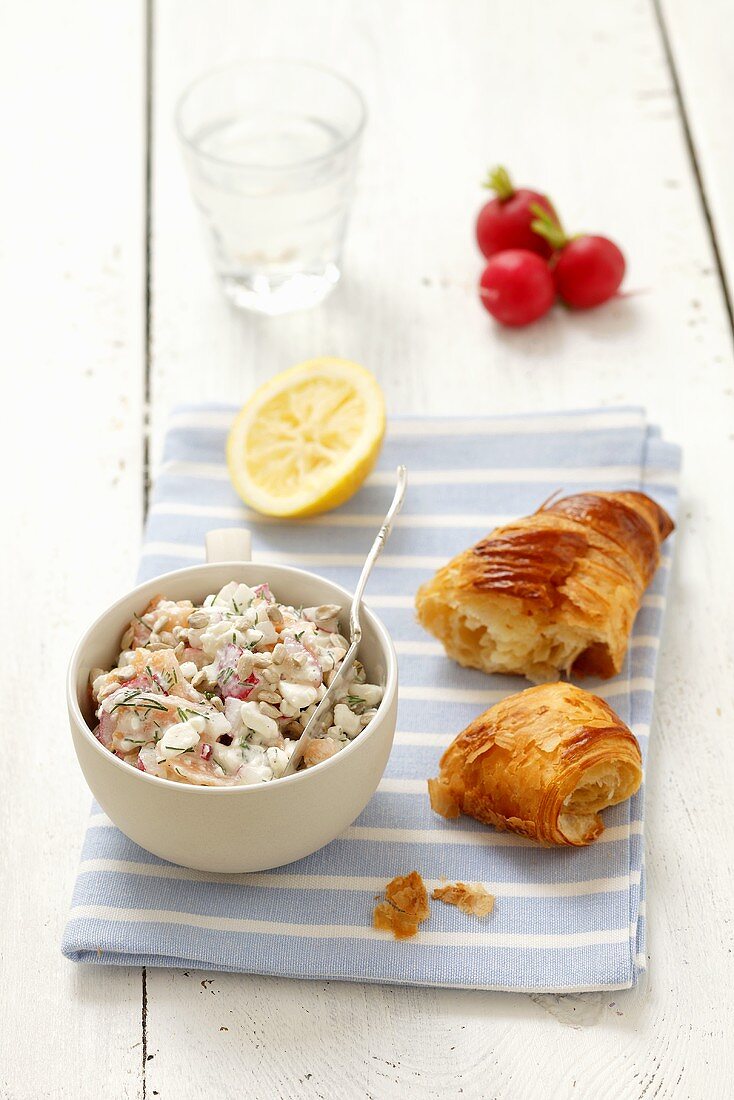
[554,236,625,309]
[201,744,213,761]
[531,206,626,308]
[479,250,555,327]
[476,166,557,260]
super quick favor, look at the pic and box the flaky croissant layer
[428,683,643,846]
[415,490,674,683]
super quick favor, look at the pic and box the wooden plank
[658,0,734,323]
[0,1,146,1096]
[146,1,734,1097]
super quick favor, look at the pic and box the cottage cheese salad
[89,581,383,786]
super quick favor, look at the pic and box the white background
[1,1,733,1097]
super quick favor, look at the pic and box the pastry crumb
[373,871,430,940]
[432,881,495,918]
[427,777,460,818]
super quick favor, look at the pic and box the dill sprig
[176,705,208,723]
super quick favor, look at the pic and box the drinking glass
[175,60,367,315]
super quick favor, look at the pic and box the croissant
[415,490,673,682]
[428,682,642,846]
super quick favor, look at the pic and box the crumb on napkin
[432,881,495,918]
[373,871,430,940]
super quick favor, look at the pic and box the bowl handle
[205,527,252,564]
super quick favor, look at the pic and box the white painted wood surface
[0,2,146,1097]
[2,1,733,1097]
[660,0,734,312]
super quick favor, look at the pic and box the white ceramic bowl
[67,529,398,872]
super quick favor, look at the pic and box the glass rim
[174,58,368,171]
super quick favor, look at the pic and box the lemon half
[227,358,386,517]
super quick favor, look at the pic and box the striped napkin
[63,406,680,993]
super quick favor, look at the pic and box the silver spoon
[281,465,408,778]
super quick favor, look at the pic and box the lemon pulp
[227,358,386,517]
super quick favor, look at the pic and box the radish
[476,166,557,260]
[531,205,626,309]
[478,250,555,327]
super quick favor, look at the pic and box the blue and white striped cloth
[63,406,680,992]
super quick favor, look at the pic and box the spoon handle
[281,466,407,778]
[349,465,408,642]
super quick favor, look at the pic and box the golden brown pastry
[415,490,673,682]
[428,683,642,846]
[373,871,430,939]
[432,882,495,917]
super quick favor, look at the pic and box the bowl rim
[67,559,398,796]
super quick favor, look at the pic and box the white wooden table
[2,1,733,1096]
